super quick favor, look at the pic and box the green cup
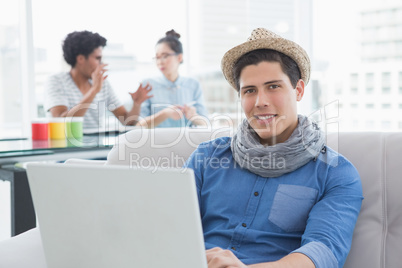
[65,117,83,139]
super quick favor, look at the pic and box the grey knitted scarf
[231,115,325,178]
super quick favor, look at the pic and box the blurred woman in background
[138,30,208,128]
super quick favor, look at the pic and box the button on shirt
[140,76,208,128]
[184,137,363,268]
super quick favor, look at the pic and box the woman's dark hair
[232,49,301,91]
[156,29,183,54]
[62,30,107,67]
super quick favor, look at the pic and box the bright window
[1,0,401,135]
[0,1,23,137]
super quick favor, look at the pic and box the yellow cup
[49,118,66,139]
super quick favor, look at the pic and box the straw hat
[221,28,310,90]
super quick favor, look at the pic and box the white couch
[0,128,401,268]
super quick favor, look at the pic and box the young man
[45,30,153,129]
[184,28,363,268]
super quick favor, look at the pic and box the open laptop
[26,163,207,268]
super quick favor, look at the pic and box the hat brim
[221,37,310,90]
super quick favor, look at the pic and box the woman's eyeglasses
[153,53,178,62]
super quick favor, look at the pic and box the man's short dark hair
[232,49,301,91]
[62,31,107,67]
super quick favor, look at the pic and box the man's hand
[91,63,108,93]
[129,83,153,105]
[206,247,247,268]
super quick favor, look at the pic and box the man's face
[79,47,103,78]
[239,61,304,145]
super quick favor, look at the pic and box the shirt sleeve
[140,98,151,119]
[44,74,68,111]
[139,80,152,119]
[293,157,363,268]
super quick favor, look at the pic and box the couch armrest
[64,158,106,165]
[0,228,46,268]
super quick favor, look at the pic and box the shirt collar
[161,74,182,90]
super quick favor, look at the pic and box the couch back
[106,127,234,168]
[106,128,402,268]
[327,132,402,268]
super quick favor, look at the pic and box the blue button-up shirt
[184,137,363,268]
[140,75,208,128]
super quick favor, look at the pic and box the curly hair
[62,31,107,67]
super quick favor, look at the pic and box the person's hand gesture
[129,83,153,105]
[183,104,197,120]
[91,64,108,94]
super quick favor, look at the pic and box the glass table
[0,133,121,236]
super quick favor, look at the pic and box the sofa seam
[380,133,388,268]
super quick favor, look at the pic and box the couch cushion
[335,132,402,268]
[384,133,402,268]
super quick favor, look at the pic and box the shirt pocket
[268,184,318,232]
